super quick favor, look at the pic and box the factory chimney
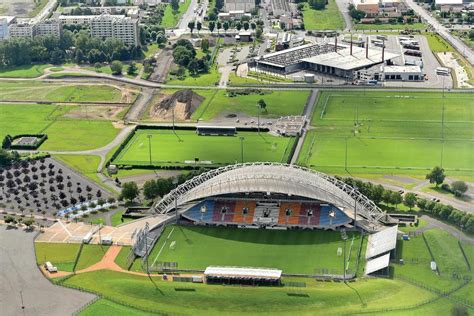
[366,37,369,58]
[350,34,353,55]
[335,37,337,53]
[382,45,385,63]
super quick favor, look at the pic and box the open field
[63,270,436,315]
[112,129,296,167]
[302,1,344,30]
[79,299,154,316]
[0,104,121,151]
[424,33,455,53]
[166,66,221,86]
[161,0,191,28]
[0,64,49,78]
[192,90,310,121]
[147,225,363,274]
[0,81,124,103]
[53,155,102,186]
[354,23,426,30]
[35,242,80,272]
[298,90,474,177]
[76,245,109,270]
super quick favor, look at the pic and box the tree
[257,99,267,112]
[243,21,250,31]
[196,21,202,34]
[236,21,242,31]
[451,181,468,197]
[4,215,16,225]
[121,182,139,202]
[426,166,445,187]
[75,49,85,64]
[390,192,403,209]
[110,60,123,75]
[209,21,216,33]
[23,218,35,229]
[223,21,229,33]
[171,0,179,12]
[172,46,195,67]
[382,190,392,205]
[403,193,417,210]
[143,180,158,200]
[217,21,222,34]
[127,62,138,75]
[201,38,210,52]
[188,21,195,34]
[309,0,326,10]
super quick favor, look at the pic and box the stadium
[132,163,399,283]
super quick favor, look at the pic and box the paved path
[0,226,95,316]
[404,0,474,65]
[417,215,474,243]
[335,0,353,31]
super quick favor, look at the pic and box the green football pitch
[147,225,364,275]
[112,129,296,167]
[298,91,474,176]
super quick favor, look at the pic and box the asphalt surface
[0,226,95,316]
[404,0,474,65]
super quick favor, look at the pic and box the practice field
[302,1,344,30]
[146,225,364,275]
[0,104,120,151]
[298,91,474,177]
[112,129,296,167]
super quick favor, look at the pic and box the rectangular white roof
[366,225,398,259]
[384,65,422,73]
[302,45,399,71]
[365,253,390,275]
[435,0,463,4]
[204,266,282,279]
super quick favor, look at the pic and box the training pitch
[298,91,474,176]
[112,129,296,167]
[147,225,364,275]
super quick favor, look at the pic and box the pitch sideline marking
[151,227,175,268]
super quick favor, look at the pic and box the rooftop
[258,43,341,67]
[383,65,422,73]
[204,266,283,279]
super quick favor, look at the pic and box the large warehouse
[253,42,399,79]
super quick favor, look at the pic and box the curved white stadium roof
[154,163,386,226]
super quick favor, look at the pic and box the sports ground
[146,225,364,275]
[112,129,296,167]
[298,91,474,178]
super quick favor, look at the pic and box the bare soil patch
[148,89,204,121]
[64,106,126,120]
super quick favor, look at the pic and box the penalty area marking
[151,227,175,267]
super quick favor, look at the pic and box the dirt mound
[150,89,204,121]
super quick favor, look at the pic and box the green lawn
[35,242,80,272]
[298,91,474,177]
[192,89,310,120]
[0,104,121,151]
[111,210,128,226]
[302,1,344,30]
[0,64,49,78]
[53,155,103,188]
[354,23,426,30]
[112,129,296,167]
[160,0,191,28]
[63,270,435,315]
[0,81,123,103]
[424,33,455,53]
[166,66,221,86]
[28,0,50,17]
[147,225,363,274]
[79,299,154,316]
[76,245,109,270]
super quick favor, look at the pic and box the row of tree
[0,30,141,67]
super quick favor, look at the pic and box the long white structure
[153,163,387,230]
[204,266,282,279]
[365,225,398,259]
[365,253,391,275]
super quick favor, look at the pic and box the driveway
[0,226,95,315]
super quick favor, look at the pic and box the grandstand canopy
[365,253,391,275]
[153,163,386,230]
[365,225,398,259]
[204,266,282,280]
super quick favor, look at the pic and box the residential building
[8,22,34,39]
[224,0,256,12]
[58,15,98,25]
[0,18,8,40]
[35,20,61,37]
[90,14,140,46]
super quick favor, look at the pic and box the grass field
[64,270,436,315]
[161,0,191,28]
[76,245,109,270]
[302,1,344,30]
[112,129,296,167]
[423,230,469,275]
[354,23,426,30]
[0,64,49,78]
[0,81,124,103]
[35,242,80,272]
[424,33,454,53]
[298,90,474,177]
[53,155,103,187]
[191,90,310,121]
[0,104,121,151]
[146,225,363,275]
[79,299,154,316]
[166,66,221,86]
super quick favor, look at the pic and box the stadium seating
[182,199,351,228]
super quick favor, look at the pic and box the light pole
[147,134,152,166]
[353,185,358,229]
[256,103,261,134]
[173,178,178,225]
[239,137,245,163]
[342,234,347,282]
[200,205,207,222]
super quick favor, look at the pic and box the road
[404,0,474,65]
[30,0,57,23]
[335,0,353,31]
[0,226,95,316]
[177,0,199,30]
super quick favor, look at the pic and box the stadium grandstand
[196,126,237,136]
[153,163,393,232]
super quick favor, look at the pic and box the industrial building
[383,65,423,81]
[253,42,399,79]
[224,0,256,12]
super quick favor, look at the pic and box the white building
[383,65,423,81]
[58,15,98,25]
[224,0,256,12]
[35,20,61,37]
[0,18,8,40]
[434,0,463,5]
[8,23,34,39]
[90,14,140,46]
